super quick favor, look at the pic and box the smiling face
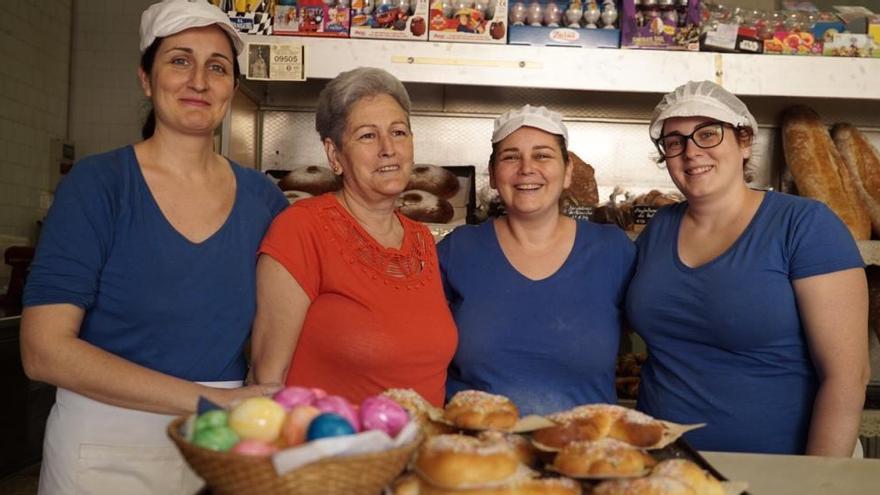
[138,25,237,138]
[324,93,414,204]
[660,116,752,201]
[490,126,572,218]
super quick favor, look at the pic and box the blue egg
[307,413,356,441]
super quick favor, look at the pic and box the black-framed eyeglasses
[654,121,730,159]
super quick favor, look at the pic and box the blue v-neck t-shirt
[24,146,288,382]
[625,191,863,454]
[438,219,636,415]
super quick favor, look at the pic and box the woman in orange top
[250,68,457,406]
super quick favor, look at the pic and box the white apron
[38,382,241,495]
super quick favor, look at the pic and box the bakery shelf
[240,35,880,100]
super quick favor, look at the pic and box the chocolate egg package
[508,2,621,55]
[351,0,431,39]
[273,0,352,37]
[428,0,509,43]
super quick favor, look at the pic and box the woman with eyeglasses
[625,81,869,456]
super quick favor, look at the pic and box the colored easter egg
[194,410,228,433]
[228,397,286,443]
[280,404,321,447]
[314,395,360,431]
[359,395,409,437]
[231,439,279,457]
[306,413,356,441]
[193,426,239,452]
[272,386,317,411]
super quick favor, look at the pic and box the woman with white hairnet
[438,105,636,415]
[626,81,869,456]
[20,1,287,492]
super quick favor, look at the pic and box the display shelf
[240,35,880,99]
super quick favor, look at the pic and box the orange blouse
[259,193,457,407]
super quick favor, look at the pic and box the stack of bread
[387,390,734,495]
[782,106,880,240]
[397,165,461,224]
[275,165,342,204]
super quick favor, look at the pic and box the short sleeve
[258,205,322,300]
[435,230,456,302]
[788,201,864,280]
[23,163,116,309]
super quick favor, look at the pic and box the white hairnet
[140,0,243,55]
[492,105,569,146]
[649,81,758,140]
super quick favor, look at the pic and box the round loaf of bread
[397,190,455,224]
[551,438,656,478]
[391,474,582,495]
[383,388,454,438]
[407,165,460,199]
[535,404,665,449]
[650,459,724,495]
[283,190,312,204]
[444,390,520,431]
[477,431,535,468]
[414,434,520,489]
[277,165,341,195]
[592,476,696,495]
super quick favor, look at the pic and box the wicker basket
[167,416,419,495]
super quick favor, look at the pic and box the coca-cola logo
[549,28,580,42]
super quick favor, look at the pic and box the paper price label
[246,42,305,81]
[632,206,659,225]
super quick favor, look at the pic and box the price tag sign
[632,206,659,225]
[562,205,594,221]
[246,42,305,81]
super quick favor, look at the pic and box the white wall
[68,0,154,160]
[0,1,71,243]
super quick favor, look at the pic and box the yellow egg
[228,397,286,442]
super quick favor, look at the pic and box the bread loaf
[782,106,871,240]
[832,123,880,239]
[560,152,599,208]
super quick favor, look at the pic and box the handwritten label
[632,206,659,225]
[563,205,594,220]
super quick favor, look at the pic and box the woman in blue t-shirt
[19,2,287,493]
[438,105,636,415]
[626,81,869,456]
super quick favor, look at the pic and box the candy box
[350,0,431,40]
[822,32,878,57]
[273,0,351,37]
[224,0,274,34]
[507,1,621,48]
[763,30,822,55]
[620,0,701,50]
[428,0,509,44]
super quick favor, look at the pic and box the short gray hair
[315,67,412,148]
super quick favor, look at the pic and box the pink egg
[359,395,410,437]
[314,395,360,432]
[272,386,317,411]
[231,439,279,457]
[280,404,321,447]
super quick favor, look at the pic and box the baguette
[832,123,880,239]
[782,106,871,240]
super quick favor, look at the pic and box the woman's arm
[794,267,870,456]
[20,304,278,415]
[249,254,311,385]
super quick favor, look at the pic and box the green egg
[195,410,229,433]
[193,426,239,452]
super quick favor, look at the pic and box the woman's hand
[795,267,870,457]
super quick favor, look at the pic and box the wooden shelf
[240,35,880,99]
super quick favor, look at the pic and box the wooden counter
[703,451,880,495]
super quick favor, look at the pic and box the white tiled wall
[69,0,154,160]
[0,1,71,243]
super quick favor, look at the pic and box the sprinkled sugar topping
[425,434,514,456]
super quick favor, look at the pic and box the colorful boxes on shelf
[507,1,621,48]
[428,0,509,44]
[350,0,430,40]
[620,0,700,51]
[273,0,351,37]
